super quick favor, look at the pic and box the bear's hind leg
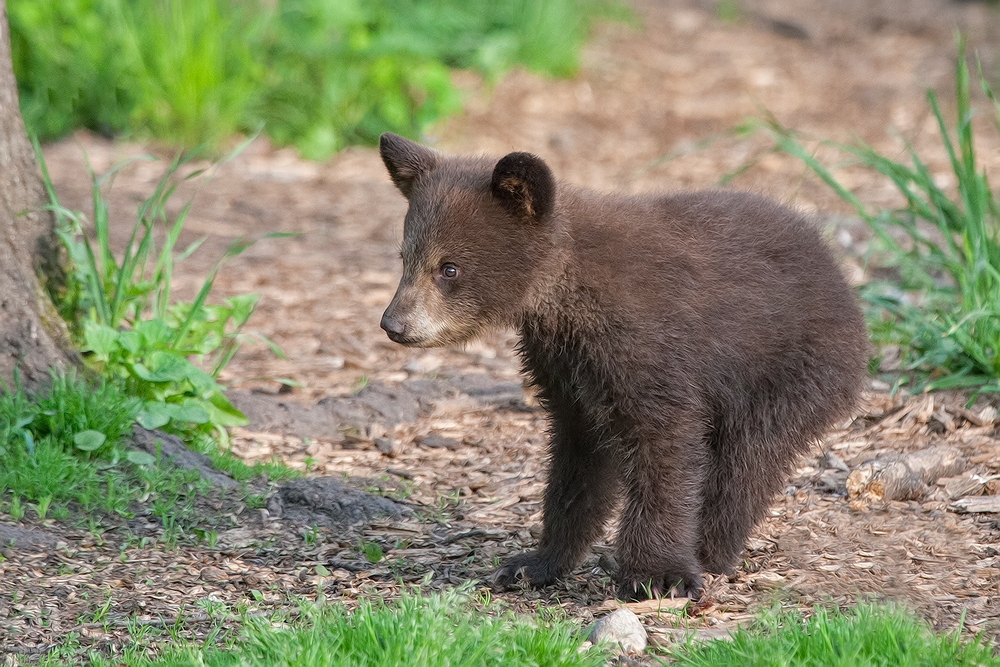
[614,421,707,600]
[494,411,619,589]
[698,431,800,575]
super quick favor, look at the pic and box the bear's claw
[493,551,562,589]
[617,571,703,602]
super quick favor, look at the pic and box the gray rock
[816,470,848,494]
[268,477,408,530]
[418,433,459,450]
[374,437,397,455]
[130,426,238,489]
[820,451,849,472]
[587,609,647,655]
[0,522,62,551]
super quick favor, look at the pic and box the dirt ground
[5,0,1000,660]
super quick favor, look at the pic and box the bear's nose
[380,314,406,339]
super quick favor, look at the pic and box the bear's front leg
[615,426,706,601]
[494,412,619,589]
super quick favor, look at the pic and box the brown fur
[378,133,869,600]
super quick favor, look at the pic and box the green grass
[762,38,1000,397]
[31,591,999,667]
[37,588,608,667]
[206,450,299,484]
[671,603,999,667]
[0,371,264,545]
[1,372,150,520]
[9,0,626,158]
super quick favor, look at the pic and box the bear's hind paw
[617,570,703,602]
[493,551,562,589]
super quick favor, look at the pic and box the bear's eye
[441,263,459,279]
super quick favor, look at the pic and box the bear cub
[378,133,868,600]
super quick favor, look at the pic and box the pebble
[418,433,459,450]
[820,451,849,472]
[587,609,647,655]
[374,437,396,455]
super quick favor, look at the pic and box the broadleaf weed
[9,0,628,157]
[34,142,281,442]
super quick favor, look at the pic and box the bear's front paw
[493,551,563,589]
[617,569,703,602]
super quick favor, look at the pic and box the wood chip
[952,496,1000,513]
[846,446,967,503]
[596,597,690,614]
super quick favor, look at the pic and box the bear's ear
[490,152,555,222]
[379,133,437,198]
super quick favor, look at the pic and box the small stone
[820,451,849,472]
[597,552,619,575]
[587,609,647,655]
[978,406,998,426]
[374,437,396,455]
[418,434,459,450]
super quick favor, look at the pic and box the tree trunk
[0,1,73,389]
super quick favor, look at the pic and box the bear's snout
[380,312,407,342]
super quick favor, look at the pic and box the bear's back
[559,189,856,346]
[547,188,867,419]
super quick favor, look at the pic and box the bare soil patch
[5,0,1000,660]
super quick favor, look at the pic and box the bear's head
[378,133,557,347]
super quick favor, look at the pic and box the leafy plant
[361,540,385,563]
[0,371,246,548]
[8,496,24,521]
[1,371,139,460]
[8,0,262,147]
[0,372,141,515]
[206,450,300,483]
[8,0,626,158]
[35,142,282,443]
[762,39,1000,396]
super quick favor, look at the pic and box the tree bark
[0,1,73,389]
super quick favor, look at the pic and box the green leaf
[205,392,249,427]
[136,402,171,430]
[73,430,107,452]
[165,399,210,425]
[117,329,143,356]
[191,329,222,356]
[133,351,191,382]
[21,430,34,456]
[314,563,330,577]
[255,333,287,360]
[925,374,995,390]
[83,321,120,357]
[136,319,175,347]
[362,541,384,563]
[225,293,259,326]
[185,364,219,395]
[126,450,156,467]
